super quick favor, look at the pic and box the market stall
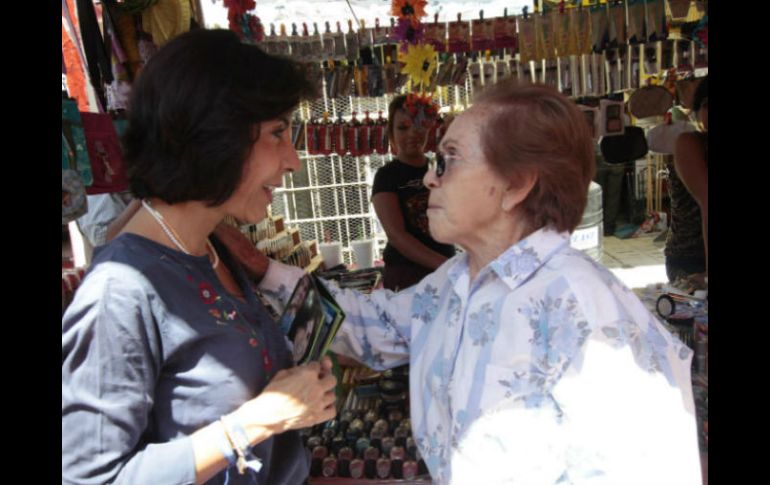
[62,1,708,483]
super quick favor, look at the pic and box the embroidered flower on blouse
[412,284,440,323]
[249,338,258,347]
[209,309,222,319]
[199,282,218,304]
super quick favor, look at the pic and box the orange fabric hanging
[62,0,90,111]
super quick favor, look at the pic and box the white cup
[319,242,343,268]
[351,240,374,269]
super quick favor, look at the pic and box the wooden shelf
[304,254,324,274]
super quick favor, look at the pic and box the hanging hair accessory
[522,6,529,21]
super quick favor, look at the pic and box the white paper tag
[571,226,600,251]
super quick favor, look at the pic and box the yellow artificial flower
[398,43,437,88]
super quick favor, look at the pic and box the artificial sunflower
[391,0,427,26]
[399,43,437,88]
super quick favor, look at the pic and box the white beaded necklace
[142,199,219,269]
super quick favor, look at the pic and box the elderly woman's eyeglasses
[428,153,446,177]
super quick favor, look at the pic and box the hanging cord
[344,0,361,30]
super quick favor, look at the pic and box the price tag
[571,226,599,251]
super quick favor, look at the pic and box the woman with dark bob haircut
[225,80,703,483]
[62,29,337,485]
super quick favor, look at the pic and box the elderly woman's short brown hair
[473,80,596,233]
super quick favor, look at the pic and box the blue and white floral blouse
[261,227,703,484]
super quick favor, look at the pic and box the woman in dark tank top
[666,76,708,283]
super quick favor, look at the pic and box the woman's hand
[231,356,337,442]
[213,222,271,283]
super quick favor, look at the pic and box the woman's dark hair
[693,75,708,112]
[123,29,315,206]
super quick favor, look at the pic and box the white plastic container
[571,181,604,261]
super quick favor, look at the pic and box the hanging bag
[600,126,648,164]
[628,85,674,119]
[80,111,129,194]
[62,98,93,186]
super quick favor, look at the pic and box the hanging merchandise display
[76,0,114,111]
[646,0,667,42]
[62,168,88,225]
[471,11,495,53]
[142,0,192,46]
[517,7,536,63]
[608,0,627,47]
[627,0,646,44]
[628,85,674,119]
[493,10,517,51]
[80,112,130,194]
[590,2,609,53]
[100,2,133,111]
[536,8,556,61]
[424,15,448,53]
[62,98,93,187]
[346,20,361,62]
[447,14,471,54]
[62,0,91,111]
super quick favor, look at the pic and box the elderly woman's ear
[501,171,538,212]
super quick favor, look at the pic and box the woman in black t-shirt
[372,95,456,291]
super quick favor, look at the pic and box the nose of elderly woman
[423,166,439,189]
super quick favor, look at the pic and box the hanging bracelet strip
[220,416,263,475]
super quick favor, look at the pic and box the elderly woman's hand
[213,222,271,283]
[231,356,337,441]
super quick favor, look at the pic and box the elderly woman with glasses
[228,81,703,484]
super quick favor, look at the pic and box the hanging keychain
[540,8,556,61]
[472,10,493,54]
[373,111,388,155]
[627,0,646,45]
[425,14,446,53]
[643,42,661,79]
[306,116,319,155]
[608,0,627,48]
[606,48,620,93]
[333,21,347,60]
[289,23,302,60]
[482,51,495,87]
[310,23,324,62]
[359,111,374,156]
[346,20,360,62]
[590,3,609,53]
[518,7,536,64]
[323,22,336,60]
[469,56,482,92]
[339,62,354,97]
[368,64,384,97]
[318,112,333,156]
[646,0,666,43]
[333,113,348,156]
[448,13,471,54]
[494,8,517,52]
[359,19,373,49]
[629,44,641,90]
[346,112,361,157]
[496,56,510,84]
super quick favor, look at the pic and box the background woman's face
[390,109,430,159]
